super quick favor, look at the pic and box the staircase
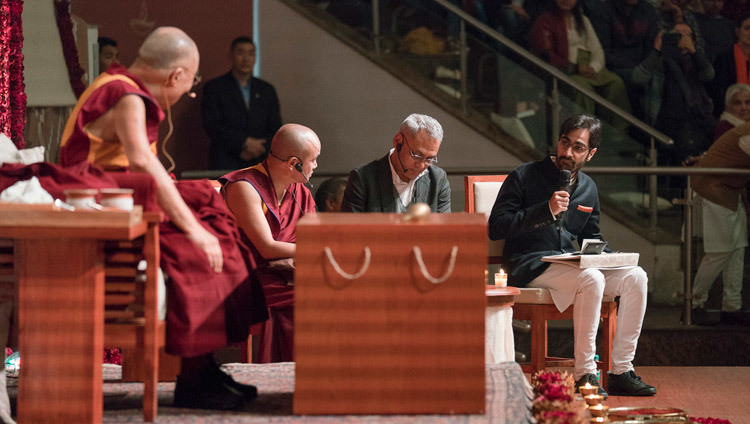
[258,0,687,304]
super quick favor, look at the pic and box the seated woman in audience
[685,83,750,165]
[529,0,632,129]
[715,83,750,139]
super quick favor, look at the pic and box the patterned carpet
[6,362,532,423]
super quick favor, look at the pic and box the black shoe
[720,310,750,325]
[209,364,258,400]
[683,307,719,326]
[575,373,608,399]
[174,369,245,410]
[607,371,656,396]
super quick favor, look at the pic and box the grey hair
[399,113,444,142]
[725,83,750,109]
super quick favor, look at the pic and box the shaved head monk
[220,124,321,363]
[60,27,268,410]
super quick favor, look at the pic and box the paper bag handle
[324,246,371,280]
[412,245,458,284]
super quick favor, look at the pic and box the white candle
[495,269,507,288]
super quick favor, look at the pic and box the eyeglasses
[558,136,591,154]
[400,132,438,165]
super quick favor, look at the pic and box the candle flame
[499,269,506,277]
[585,382,592,388]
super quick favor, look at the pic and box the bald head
[136,26,198,70]
[271,124,321,159]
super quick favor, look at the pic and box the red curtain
[0,0,26,149]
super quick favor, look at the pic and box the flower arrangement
[54,0,85,99]
[103,347,122,365]
[0,0,26,149]
[531,370,585,424]
[690,418,732,424]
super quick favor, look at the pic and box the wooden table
[485,286,520,363]
[0,205,146,423]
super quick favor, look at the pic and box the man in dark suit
[489,114,656,398]
[201,36,282,170]
[340,113,451,213]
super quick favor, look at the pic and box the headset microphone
[396,144,407,173]
[295,162,313,188]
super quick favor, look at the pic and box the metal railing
[367,0,675,229]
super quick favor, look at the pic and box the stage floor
[547,366,750,424]
[6,364,749,423]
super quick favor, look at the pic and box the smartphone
[661,32,681,58]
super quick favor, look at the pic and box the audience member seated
[58,27,268,411]
[632,23,715,165]
[340,113,451,213]
[488,114,656,398]
[529,0,632,130]
[220,124,321,363]
[97,36,119,75]
[202,36,282,171]
[657,0,706,53]
[714,83,750,139]
[688,119,750,326]
[708,13,750,118]
[590,0,659,118]
[314,176,347,212]
[694,0,735,63]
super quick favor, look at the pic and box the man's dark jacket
[340,154,451,212]
[201,72,281,170]
[488,156,606,287]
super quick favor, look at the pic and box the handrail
[441,166,750,177]
[182,166,750,180]
[431,0,673,148]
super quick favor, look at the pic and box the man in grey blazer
[341,113,451,213]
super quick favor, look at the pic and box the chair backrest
[464,175,506,264]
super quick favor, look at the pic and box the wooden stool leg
[600,302,617,389]
[530,307,548,375]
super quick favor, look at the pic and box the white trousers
[692,248,745,311]
[692,197,747,311]
[528,264,648,379]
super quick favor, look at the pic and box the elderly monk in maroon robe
[58,27,267,411]
[220,124,320,362]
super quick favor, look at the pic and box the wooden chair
[465,175,616,388]
[1,210,166,422]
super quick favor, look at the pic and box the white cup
[100,188,134,211]
[63,188,98,210]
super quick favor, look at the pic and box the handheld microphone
[560,169,571,191]
[556,169,571,230]
[295,162,313,189]
[396,144,407,173]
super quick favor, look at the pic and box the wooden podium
[294,213,487,415]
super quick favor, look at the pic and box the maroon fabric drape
[53,0,85,98]
[0,0,26,149]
